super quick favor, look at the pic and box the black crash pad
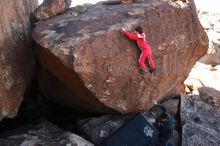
[102,114,160,146]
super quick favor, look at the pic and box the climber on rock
[153,100,174,146]
[121,26,155,75]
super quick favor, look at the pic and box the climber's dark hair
[135,26,143,34]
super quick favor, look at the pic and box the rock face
[34,0,72,20]
[32,0,208,113]
[181,95,220,146]
[0,119,94,146]
[0,0,38,121]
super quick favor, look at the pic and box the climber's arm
[123,31,139,40]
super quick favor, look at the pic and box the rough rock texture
[32,0,208,113]
[181,95,220,146]
[34,0,72,20]
[0,119,94,146]
[0,0,38,121]
[77,115,132,144]
[198,87,220,106]
[68,4,92,17]
[197,6,220,65]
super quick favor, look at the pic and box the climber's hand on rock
[153,100,157,105]
[121,27,125,32]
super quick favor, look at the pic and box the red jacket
[124,31,151,53]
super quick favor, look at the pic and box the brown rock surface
[0,0,38,121]
[34,0,72,20]
[32,0,208,113]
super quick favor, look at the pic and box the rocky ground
[0,119,94,146]
[196,2,220,65]
[184,63,220,94]
[181,94,220,146]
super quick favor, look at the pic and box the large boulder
[181,95,220,146]
[34,0,72,20]
[0,119,94,146]
[0,0,38,121]
[32,0,208,113]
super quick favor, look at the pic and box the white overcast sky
[37,0,220,12]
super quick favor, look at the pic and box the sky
[37,0,220,13]
[194,0,219,13]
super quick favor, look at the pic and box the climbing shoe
[149,68,156,73]
[140,70,147,75]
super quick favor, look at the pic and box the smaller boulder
[34,0,72,20]
[198,87,220,106]
[0,119,94,146]
[77,115,132,144]
[181,95,220,146]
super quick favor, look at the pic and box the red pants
[139,49,155,72]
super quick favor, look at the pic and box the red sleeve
[124,31,139,41]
